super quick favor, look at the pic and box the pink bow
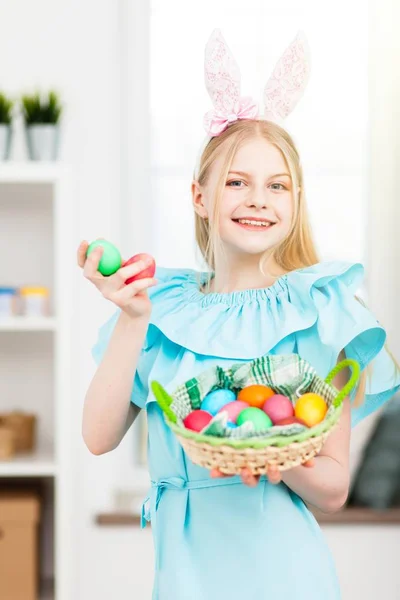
[203,96,259,137]
[203,29,310,137]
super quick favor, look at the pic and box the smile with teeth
[235,219,276,228]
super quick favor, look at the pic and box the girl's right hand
[77,240,158,320]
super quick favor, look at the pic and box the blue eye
[226,180,244,187]
[269,183,286,191]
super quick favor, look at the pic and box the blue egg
[226,422,237,429]
[201,388,236,416]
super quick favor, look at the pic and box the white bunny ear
[204,29,241,114]
[263,31,311,123]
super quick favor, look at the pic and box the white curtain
[368,0,400,353]
[149,0,368,269]
[349,0,400,475]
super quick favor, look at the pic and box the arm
[82,312,148,455]
[280,353,351,513]
[77,240,157,456]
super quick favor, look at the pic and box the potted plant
[0,92,14,160]
[22,91,62,161]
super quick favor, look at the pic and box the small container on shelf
[0,287,18,318]
[0,427,15,460]
[19,286,50,317]
[0,412,37,453]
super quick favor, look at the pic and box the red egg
[123,253,156,284]
[217,400,249,424]
[183,410,213,432]
[262,394,294,425]
[275,416,308,427]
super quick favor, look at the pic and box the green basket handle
[151,381,177,424]
[325,359,361,408]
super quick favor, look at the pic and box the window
[150,0,368,268]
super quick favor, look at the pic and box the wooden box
[0,491,41,600]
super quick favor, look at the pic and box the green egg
[237,407,272,432]
[86,240,122,276]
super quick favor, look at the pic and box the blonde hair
[194,119,397,407]
[195,120,318,274]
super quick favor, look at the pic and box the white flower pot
[0,124,12,160]
[25,124,60,161]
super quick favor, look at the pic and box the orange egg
[237,385,275,409]
[295,393,328,427]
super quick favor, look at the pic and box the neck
[209,253,284,293]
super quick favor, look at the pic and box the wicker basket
[0,412,37,453]
[151,358,360,475]
[0,427,16,460]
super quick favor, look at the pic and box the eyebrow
[228,170,291,179]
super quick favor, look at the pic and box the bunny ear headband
[203,29,311,137]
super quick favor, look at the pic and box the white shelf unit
[0,316,58,331]
[0,448,57,477]
[0,162,74,600]
[0,162,69,183]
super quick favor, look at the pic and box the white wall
[1,1,399,599]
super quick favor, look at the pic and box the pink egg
[262,394,294,425]
[217,400,249,424]
[183,410,213,432]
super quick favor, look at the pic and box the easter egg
[275,416,307,427]
[295,393,328,427]
[183,410,213,432]
[201,389,236,416]
[236,407,272,432]
[218,400,249,423]
[123,253,156,285]
[237,385,275,409]
[262,394,294,425]
[226,422,237,429]
[87,240,122,276]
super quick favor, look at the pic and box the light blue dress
[92,261,400,600]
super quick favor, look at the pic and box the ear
[191,180,209,219]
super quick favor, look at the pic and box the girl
[78,31,399,600]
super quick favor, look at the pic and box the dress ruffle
[92,262,400,424]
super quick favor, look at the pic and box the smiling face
[193,136,294,262]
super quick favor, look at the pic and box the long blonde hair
[194,119,396,406]
[195,119,318,274]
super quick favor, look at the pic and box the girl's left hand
[210,459,315,487]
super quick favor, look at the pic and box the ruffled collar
[147,261,367,359]
[180,270,290,307]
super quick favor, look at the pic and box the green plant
[22,91,62,125]
[0,93,14,125]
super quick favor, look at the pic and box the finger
[78,238,106,268]
[108,277,158,303]
[77,240,89,268]
[83,246,104,280]
[210,469,230,479]
[241,475,259,487]
[111,258,155,286]
[267,466,282,484]
[241,468,259,487]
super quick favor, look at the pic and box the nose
[245,186,269,210]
